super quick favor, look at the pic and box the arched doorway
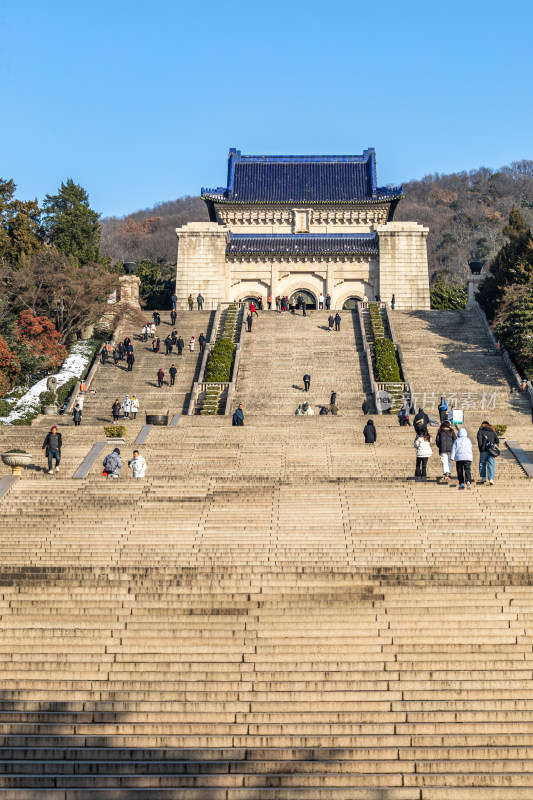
[342,296,362,310]
[289,290,317,310]
[241,295,264,308]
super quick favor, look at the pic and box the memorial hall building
[175,148,430,310]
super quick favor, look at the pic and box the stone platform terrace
[0,307,533,798]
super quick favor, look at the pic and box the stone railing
[356,303,380,414]
[189,382,230,415]
[224,310,247,415]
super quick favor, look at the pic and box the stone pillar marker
[118,275,142,309]
[466,262,484,310]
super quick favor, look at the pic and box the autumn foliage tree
[0,336,21,398]
[16,310,67,370]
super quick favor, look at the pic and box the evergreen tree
[42,179,101,266]
[496,288,533,376]
[0,179,43,263]
[476,207,533,318]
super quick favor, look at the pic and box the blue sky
[2,0,532,218]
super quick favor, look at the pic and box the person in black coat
[112,399,121,422]
[301,300,307,317]
[42,426,63,473]
[165,336,173,355]
[330,391,337,406]
[170,309,177,325]
[177,336,184,355]
[169,364,177,386]
[363,419,377,443]
[328,315,334,331]
[199,333,206,353]
[435,420,456,481]
[413,408,429,436]
[334,313,341,331]
[362,399,370,415]
[126,352,135,372]
[303,373,311,392]
[477,421,500,485]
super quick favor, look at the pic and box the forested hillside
[397,160,533,280]
[99,160,533,281]
[100,196,207,264]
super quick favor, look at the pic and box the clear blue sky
[2,0,532,218]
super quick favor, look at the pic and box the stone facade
[176,150,430,311]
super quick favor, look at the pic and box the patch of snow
[0,341,95,425]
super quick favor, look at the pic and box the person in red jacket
[157,368,164,388]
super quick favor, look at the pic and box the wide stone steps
[235,309,371,414]
[79,310,213,424]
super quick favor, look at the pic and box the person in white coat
[302,401,314,416]
[414,432,433,481]
[123,395,131,419]
[128,450,147,478]
[450,427,474,489]
[130,395,139,419]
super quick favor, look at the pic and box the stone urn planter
[42,405,58,415]
[2,451,32,476]
[145,413,169,426]
[123,262,137,275]
[469,260,483,275]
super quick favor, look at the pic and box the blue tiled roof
[202,149,403,204]
[226,233,379,256]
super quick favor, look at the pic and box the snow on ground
[0,341,94,424]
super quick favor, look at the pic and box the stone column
[175,222,229,310]
[270,262,278,308]
[376,222,430,311]
[466,273,484,309]
[326,263,334,305]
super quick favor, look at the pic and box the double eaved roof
[202,149,402,204]
[227,233,379,256]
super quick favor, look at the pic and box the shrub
[4,448,29,454]
[430,275,467,310]
[494,424,507,437]
[40,390,57,406]
[374,338,402,382]
[104,425,127,438]
[205,338,235,382]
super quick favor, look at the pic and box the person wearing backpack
[477,421,500,485]
[103,448,122,479]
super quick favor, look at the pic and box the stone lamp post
[467,261,484,309]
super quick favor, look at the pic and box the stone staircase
[0,308,533,797]
[392,309,531,428]
[80,310,214,424]
[236,309,372,415]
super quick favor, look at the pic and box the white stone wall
[376,222,430,310]
[175,222,228,310]
[175,212,431,311]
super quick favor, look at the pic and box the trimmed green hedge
[373,338,402,382]
[205,338,235,382]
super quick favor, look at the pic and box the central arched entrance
[289,290,317,310]
[342,296,362,310]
